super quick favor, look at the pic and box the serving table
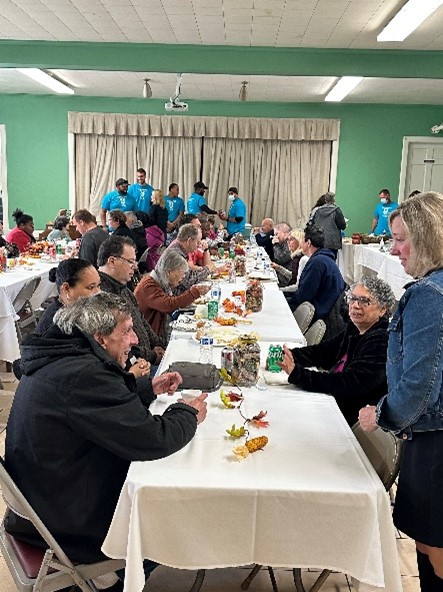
[0,260,58,362]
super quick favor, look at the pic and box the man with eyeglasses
[97,236,165,369]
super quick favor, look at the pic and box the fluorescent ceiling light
[377,0,443,42]
[325,76,363,102]
[17,68,74,94]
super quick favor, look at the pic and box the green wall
[0,92,441,231]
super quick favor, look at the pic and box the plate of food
[193,326,240,346]
[248,271,273,280]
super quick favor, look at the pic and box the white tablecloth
[102,387,402,592]
[337,243,412,300]
[0,261,58,362]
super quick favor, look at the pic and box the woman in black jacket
[280,276,396,426]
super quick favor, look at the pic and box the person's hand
[152,372,183,396]
[277,344,295,375]
[154,346,165,365]
[270,262,278,269]
[253,227,260,234]
[358,406,378,432]
[200,239,209,251]
[167,221,174,232]
[271,234,280,244]
[196,283,211,296]
[128,358,151,378]
[177,393,208,424]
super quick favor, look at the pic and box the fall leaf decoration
[226,424,246,438]
[233,436,269,461]
[248,410,269,428]
[220,368,233,384]
[220,388,243,408]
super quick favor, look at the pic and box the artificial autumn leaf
[248,410,269,428]
[226,391,244,402]
[219,368,233,383]
[220,389,235,409]
[226,424,246,438]
[246,436,269,453]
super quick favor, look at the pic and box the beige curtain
[202,137,332,228]
[69,112,338,223]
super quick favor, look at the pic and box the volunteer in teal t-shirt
[371,188,398,236]
[218,186,247,238]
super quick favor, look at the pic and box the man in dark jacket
[254,217,274,260]
[287,223,345,321]
[97,235,165,367]
[5,293,206,566]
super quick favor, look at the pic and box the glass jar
[234,255,246,277]
[231,335,261,387]
[245,279,263,312]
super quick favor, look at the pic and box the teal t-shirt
[128,183,154,212]
[227,197,246,235]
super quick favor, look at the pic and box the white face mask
[228,194,235,201]
[380,198,388,204]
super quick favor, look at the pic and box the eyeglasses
[115,256,138,267]
[346,294,373,307]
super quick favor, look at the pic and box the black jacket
[5,325,197,563]
[288,316,389,426]
[255,230,274,261]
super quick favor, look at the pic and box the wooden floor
[0,366,420,592]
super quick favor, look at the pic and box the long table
[338,242,412,299]
[102,264,402,592]
[0,261,58,362]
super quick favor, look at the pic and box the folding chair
[12,277,41,342]
[0,457,125,592]
[293,302,315,334]
[304,320,326,346]
[291,422,403,592]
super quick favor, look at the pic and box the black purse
[165,362,223,392]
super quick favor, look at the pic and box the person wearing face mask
[218,186,247,239]
[371,188,398,236]
[186,181,218,216]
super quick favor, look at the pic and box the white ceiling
[1,0,443,103]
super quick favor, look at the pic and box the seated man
[287,223,345,322]
[254,218,274,260]
[166,223,212,295]
[5,293,207,572]
[73,209,108,267]
[272,221,292,286]
[280,277,395,426]
[97,235,166,368]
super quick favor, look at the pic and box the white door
[400,137,443,200]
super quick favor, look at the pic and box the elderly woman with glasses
[279,276,396,426]
[135,248,211,339]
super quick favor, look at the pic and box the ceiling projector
[165,100,189,112]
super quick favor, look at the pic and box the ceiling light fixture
[325,76,363,102]
[17,68,74,95]
[239,81,248,101]
[143,78,152,98]
[377,0,443,42]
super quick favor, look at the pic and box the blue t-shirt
[227,197,246,235]
[373,201,398,236]
[165,195,185,222]
[127,183,154,212]
[101,190,136,212]
[187,192,206,214]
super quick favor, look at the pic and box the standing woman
[309,191,346,259]
[6,209,36,253]
[149,189,168,240]
[359,192,443,591]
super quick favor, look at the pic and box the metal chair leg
[189,569,205,592]
[241,564,263,590]
[267,566,279,592]
[293,568,331,592]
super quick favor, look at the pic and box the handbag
[165,362,223,392]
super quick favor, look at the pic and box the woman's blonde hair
[389,191,443,277]
[288,228,304,257]
[152,189,165,208]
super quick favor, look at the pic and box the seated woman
[135,249,211,339]
[149,189,168,241]
[279,276,396,426]
[271,228,308,291]
[47,216,71,241]
[6,209,35,253]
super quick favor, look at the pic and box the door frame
[399,136,443,202]
[0,125,9,231]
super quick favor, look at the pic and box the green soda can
[266,344,283,373]
[207,300,219,320]
[218,246,225,258]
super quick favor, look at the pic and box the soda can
[218,246,225,258]
[210,285,221,301]
[207,300,219,320]
[221,346,234,372]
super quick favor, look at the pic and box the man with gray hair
[166,222,212,295]
[272,221,292,286]
[5,293,207,585]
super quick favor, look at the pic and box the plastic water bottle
[210,283,222,301]
[200,336,214,364]
[249,231,257,247]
